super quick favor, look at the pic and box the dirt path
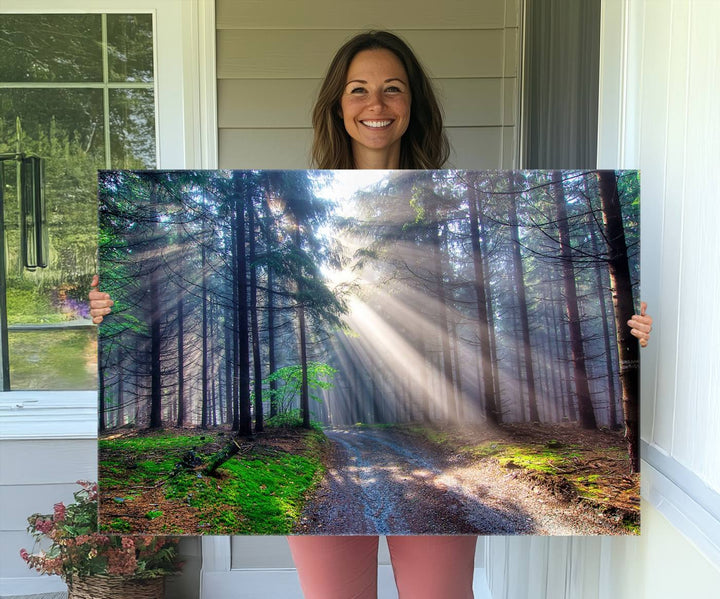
[295,426,623,535]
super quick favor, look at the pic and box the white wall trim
[0,392,97,440]
[180,0,218,169]
[597,0,645,168]
[200,536,232,574]
[641,449,720,568]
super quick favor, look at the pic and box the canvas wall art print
[97,169,640,536]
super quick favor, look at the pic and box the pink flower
[19,548,29,562]
[53,503,66,522]
[121,537,135,550]
[34,518,53,534]
[107,547,137,576]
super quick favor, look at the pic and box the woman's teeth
[362,120,392,128]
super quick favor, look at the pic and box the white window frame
[0,0,217,439]
[0,0,218,170]
[0,5,216,596]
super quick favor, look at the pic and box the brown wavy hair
[311,31,449,169]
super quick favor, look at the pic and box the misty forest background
[98,170,639,465]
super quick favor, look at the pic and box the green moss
[497,448,559,474]
[99,433,214,453]
[574,476,606,500]
[459,441,508,459]
[623,516,640,535]
[100,430,326,534]
[403,424,451,446]
[105,518,132,532]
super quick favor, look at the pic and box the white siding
[0,393,97,597]
[216,0,522,169]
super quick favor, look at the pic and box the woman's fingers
[89,275,114,324]
[627,306,653,348]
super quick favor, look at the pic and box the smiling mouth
[361,120,393,128]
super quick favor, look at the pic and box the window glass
[107,14,154,83]
[0,14,103,82]
[0,13,156,390]
[109,88,156,169]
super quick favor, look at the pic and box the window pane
[8,329,97,390]
[1,88,104,281]
[0,10,156,390]
[0,14,102,82]
[107,14,154,83]
[110,88,156,169]
[0,88,106,164]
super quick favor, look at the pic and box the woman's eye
[349,87,367,94]
[385,86,402,93]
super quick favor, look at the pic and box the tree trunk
[430,210,457,422]
[555,281,576,422]
[263,201,279,418]
[297,301,311,428]
[294,226,311,429]
[201,237,209,429]
[235,179,252,436]
[224,312,233,425]
[509,173,540,421]
[149,265,162,429]
[480,214,501,423]
[589,218,620,428]
[596,170,640,472]
[248,199,264,433]
[176,297,185,427]
[467,178,499,424]
[98,361,106,431]
[552,171,597,429]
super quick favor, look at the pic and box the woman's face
[340,48,411,168]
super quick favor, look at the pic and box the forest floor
[98,422,639,536]
[295,422,639,535]
[98,426,329,535]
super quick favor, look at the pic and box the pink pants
[287,536,477,599]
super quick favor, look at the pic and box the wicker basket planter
[67,575,165,599]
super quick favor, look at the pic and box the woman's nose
[366,89,385,110]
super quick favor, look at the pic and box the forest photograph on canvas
[97,169,640,536]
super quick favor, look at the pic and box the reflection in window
[0,13,156,390]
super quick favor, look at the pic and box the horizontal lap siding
[0,439,96,581]
[216,0,517,30]
[216,0,521,169]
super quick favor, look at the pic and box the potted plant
[20,480,182,599]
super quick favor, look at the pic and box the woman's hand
[627,301,652,348]
[89,274,114,324]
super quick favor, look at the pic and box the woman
[90,30,653,599]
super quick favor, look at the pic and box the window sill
[0,391,97,440]
[641,441,720,567]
